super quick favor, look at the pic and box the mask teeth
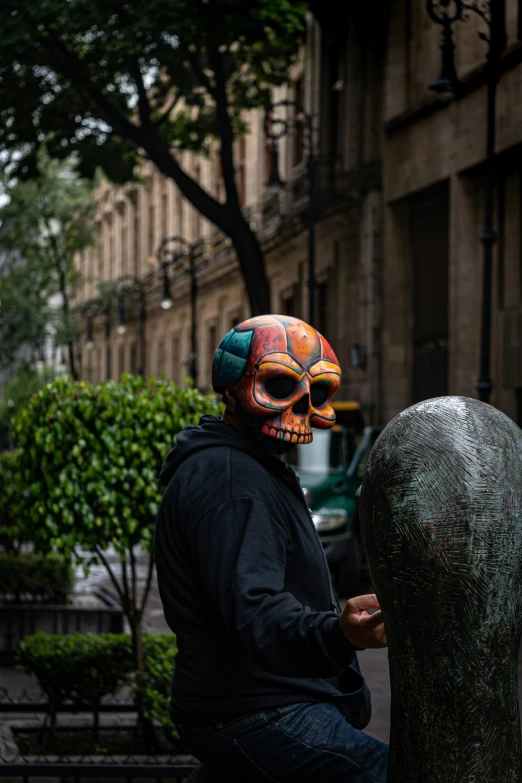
[262,424,312,443]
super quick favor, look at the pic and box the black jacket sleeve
[187,495,356,678]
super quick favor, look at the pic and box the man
[155,315,388,781]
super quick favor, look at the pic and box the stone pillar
[359,396,522,783]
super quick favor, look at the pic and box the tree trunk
[144,140,271,317]
[229,218,272,316]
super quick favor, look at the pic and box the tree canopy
[0,149,97,376]
[0,1,309,314]
[12,374,222,672]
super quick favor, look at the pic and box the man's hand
[339,594,387,649]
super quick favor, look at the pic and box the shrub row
[17,632,178,742]
[0,553,74,603]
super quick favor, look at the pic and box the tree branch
[208,44,240,210]
[129,57,152,128]
[156,90,181,127]
[185,49,216,100]
[129,545,138,611]
[139,550,155,617]
[95,545,125,606]
[120,554,131,613]
[39,29,241,237]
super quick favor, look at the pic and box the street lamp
[157,235,198,387]
[161,264,173,310]
[426,0,506,404]
[264,100,317,325]
[86,316,94,351]
[114,275,148,376]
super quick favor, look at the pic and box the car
[285,402,382,597]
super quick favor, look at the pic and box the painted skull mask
[212,315,341,445]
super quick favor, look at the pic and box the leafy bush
[17,632,134,737]
[0,451,23,552]
[0,553,74,603]
[17,631,178,743]
[12,374,222,729]
[140,634,179,744]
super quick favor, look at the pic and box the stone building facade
[76,2,522,427]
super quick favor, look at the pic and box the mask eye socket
[310,382,330,407]
[265,376,298,400]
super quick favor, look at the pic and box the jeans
[177,701,388,782]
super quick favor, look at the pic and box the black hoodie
[154,415,372,729]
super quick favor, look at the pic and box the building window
[108,217,114,281]
[118,344,125,378]
[130,342,138,375]
[158,338,166,377]
[172,333,180,383]
[121,205,128,275]
[193,163,202,239]
[161,187,168,241]
[148,202,155,259]
[176,191,183,235]
[230,312,242,329]
[208,323,217,383]
[294,78,305,167]
[133,202,140,277]
[281,288,297,317]
[264,117,273,186]
[106,343,112,381]
[317,281,328,337]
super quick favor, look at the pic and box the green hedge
[0,553,74,603]
[17,632,134,733]
[17,632,178,742]
[139,634,179,743]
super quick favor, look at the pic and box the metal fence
[0,758,197,781]
[0,687,198,781]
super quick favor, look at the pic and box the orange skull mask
[212,315,341,447]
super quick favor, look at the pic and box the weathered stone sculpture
[358,396,522,783]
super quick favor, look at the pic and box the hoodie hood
[159,414,291,486]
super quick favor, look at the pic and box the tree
[0,362,59,450]
[0,150,97,378]
[0,0,308,316]
[12,374,222,732]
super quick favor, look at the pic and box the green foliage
[0,451,23,552]
[0,149,97,370]
[12,374,222,559]
[0,553,74,603]
[17,632,178,742]
[0,0,307,181]
[17,632,134,734]
[0,363,59,451]
[139,634,179,744]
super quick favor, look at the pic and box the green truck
[285,402,382,596]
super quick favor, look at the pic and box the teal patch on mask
[212,328,254,391]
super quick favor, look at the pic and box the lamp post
[157,236,198,387]
[264,100,317,325]
[426,0,506,404]
[114,275,148,377]
[84,302,112,380]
